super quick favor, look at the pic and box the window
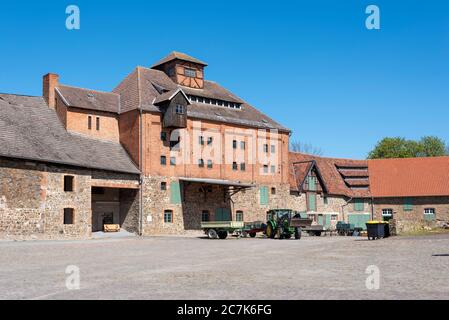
[263,165,269,174]
[404,198,413,211]
[184,68,196,78]
[164,210,173,223]
[271,187,276,195]
[161,182,167,191]
[331,215,338,221]
[233,140,237,149]
[199,136,205,145]
[241,141,246,150]
[263,144,269,153]
[198,159,205,168]
[240,163,246,171]
[88,116,92,130]
[207,160,213,169]
[92,187,105,195]
[382,209,393,217]
[271,145,276,153]
[175,104,184,115]
[161,132,167,141]
[424,208,436,221]
[201,210,210,222]
[232,162,238,171]
[354,199,364,211]
[207,137,213,145]
[424,208,435,215]
[271,165,276,174]
[160,156,167,166]
[64,176,74,192]
[236,211,244,222]
[170,157,176,166]
[64,208,74,225]
[96,117,100,131]
[260,186,269,205]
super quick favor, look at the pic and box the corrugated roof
[0,93,139,174]
[151,51,208,68]
[368,157,449,197]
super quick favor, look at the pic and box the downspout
[341,197,353,222]
[139,107,144,237]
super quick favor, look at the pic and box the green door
[317,214,323,225]
[308,193,316,211]
[215,208,231,221]
[170,181,182,204]
[324,215,331,229]
[348,214,370,230]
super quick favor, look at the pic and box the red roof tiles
[368,157,449,197]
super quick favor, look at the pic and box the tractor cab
[265,209,312,240]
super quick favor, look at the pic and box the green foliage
[368,136,448,159]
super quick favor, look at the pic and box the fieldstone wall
[141,175,292,235]
[0,158,140,240]
[373,197,449,233]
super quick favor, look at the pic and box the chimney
[43,73,59,108]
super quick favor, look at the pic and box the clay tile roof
[115,67,290,132]
[290,161,314,191]
[368,157,449,197]
[57,85,120,114]
[338,169,369,178]
[151,51,208,68]
[0,93,139,175]
[289,152,371,198]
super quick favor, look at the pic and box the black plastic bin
[366,222,388,240]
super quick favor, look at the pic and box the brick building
[1,52,291,239]
[1,52,448,239]
[289,153,449,233]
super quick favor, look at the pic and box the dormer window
[184,68,196,78]
[175,104,184,115]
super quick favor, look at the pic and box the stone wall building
[288,153,449,233]
[1,51,449,239]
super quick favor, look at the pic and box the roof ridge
[0,92,42,98]
[58,84,119,97]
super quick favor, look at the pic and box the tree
[290,140,323,156]
[368,136,447,159]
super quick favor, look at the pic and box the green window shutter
[260,186,269,206]
[404,198,413,211]
[308,176,316,191]
[170,181,182,204]
[324,215,331,228]
[308,193,316,211]
[354,199,364,211]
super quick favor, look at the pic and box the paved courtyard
[1,234,449,300]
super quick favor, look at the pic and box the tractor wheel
[295,227,302,240]
[315,231,322,237]
[207,229,218,239]
[285,234,292,240]
[266,224,276,239]
[249,232,257,238]
[218,231,228,240]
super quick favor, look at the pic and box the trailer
[201,221,244,239]
[304,225,325,236]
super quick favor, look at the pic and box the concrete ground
[1,234,449,300]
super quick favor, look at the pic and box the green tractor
[265,209,313,240]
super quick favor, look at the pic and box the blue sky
[1,0,448,159]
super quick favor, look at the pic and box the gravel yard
[1,234,448,300]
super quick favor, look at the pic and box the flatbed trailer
[304,225,325,236]
[201,221,245,239]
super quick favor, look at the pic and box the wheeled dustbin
[366,221,389,240]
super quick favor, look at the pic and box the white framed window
[331,215,338,221]
[382,209,393,217]
[424,208,435,215]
